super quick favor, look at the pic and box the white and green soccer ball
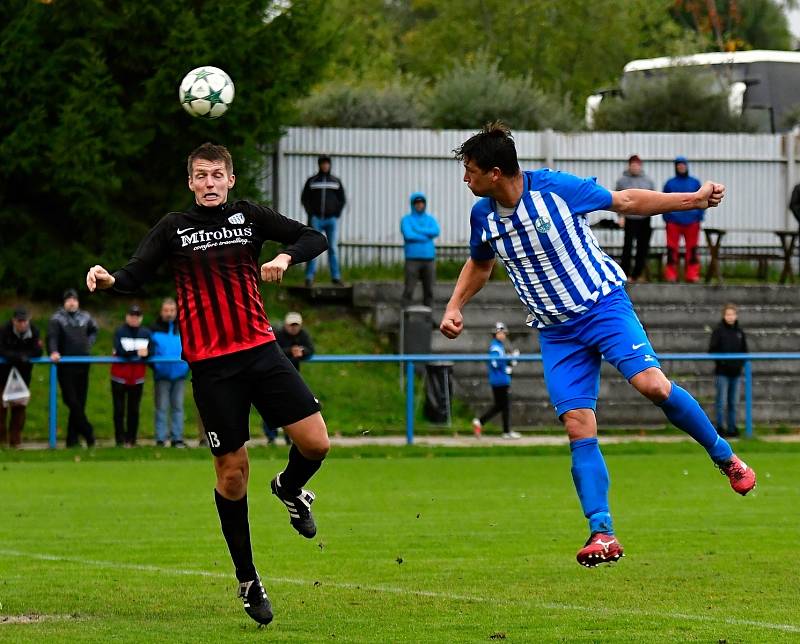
[179,66,235,119]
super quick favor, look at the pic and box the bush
[423,54,580,131]
[295,80,423,128]
[592,68,755,132]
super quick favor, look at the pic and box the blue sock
[658,382,733,464]
[570,438,613,535]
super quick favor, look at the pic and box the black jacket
[790,183,800,224]
[47,308,98,357]
[275,327,314,370]
[0,321,43,385]
[709,320,748,376]
[301,172,346,219]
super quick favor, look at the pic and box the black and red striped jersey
[111,201,327,363]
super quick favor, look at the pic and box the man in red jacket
[110,304,151,447]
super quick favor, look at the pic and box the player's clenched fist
[261,254,292,283]
[440,307,464,339]
[86,265,115,292]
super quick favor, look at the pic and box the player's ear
[228,173,236,188]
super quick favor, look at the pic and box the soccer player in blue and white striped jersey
[440,122,756,567]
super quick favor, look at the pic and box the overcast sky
[788,7,800,42]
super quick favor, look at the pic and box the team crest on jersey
[228,212,245,225]
[533,215,552,234]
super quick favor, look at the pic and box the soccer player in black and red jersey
[86,143,330,626]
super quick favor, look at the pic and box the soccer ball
[179,66,235,119]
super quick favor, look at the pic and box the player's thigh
[539,330,602,417]
[191,373,251,455]
[248,343,321,431]
[587,291,661,381]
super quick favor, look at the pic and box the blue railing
[3,353,799,447]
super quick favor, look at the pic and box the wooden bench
[704,229,785,284]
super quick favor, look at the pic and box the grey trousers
[402,259,435,308]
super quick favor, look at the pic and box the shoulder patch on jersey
[534,214,552,233]
[228,212,245,225]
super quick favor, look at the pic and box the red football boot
[576,533,624,567]
[719,455,756,495]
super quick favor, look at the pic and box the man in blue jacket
[663,156,704,282]
[149,298,189,447]
[401,192,440,308]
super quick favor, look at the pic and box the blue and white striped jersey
[469,169,626,328]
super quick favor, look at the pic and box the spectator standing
[401,192,440,308]
[262,312,314,445]
[150,297,189,447]
[663,156,704,283]
[471,322,520,440]
[301,155,346,287]
[789,181,800,265]
[614,155,655,283]
[48,289,98,447]
[111,305,151,447]
[709,304,748,438]
[0,307,43,447]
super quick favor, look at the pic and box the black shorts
[191,341,321,456]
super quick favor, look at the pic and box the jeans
[714,374,740,433]
[154,379,185,443]
[305,216,340,281]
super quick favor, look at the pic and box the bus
[586,50,800,132]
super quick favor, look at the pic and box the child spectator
[709,304,748,437]
[472,322,520,440]
[111,305,151,447]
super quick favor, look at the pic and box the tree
[670,0,794,51]
[0,0,331,296]
[592,68,755,132]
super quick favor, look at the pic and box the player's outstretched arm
[261,253,292,283]
[611,181,724,217]
[440,258,495,339]
[86,265,116,292]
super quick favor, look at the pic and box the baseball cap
[63,288,78,301]
[493,322,508,334]
[127,304,143,316]
[628,154,642,164]
[285,312,303,326]
[12,306,30,320]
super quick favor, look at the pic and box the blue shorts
[538,287,660,418]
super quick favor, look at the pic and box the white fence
[272,127,800,255]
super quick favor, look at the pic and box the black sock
[214,490,257,583]
[280,444,323,496]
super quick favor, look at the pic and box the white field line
[1,549,798,634]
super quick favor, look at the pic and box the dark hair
[453,121,519,176]
[187,142,233,176]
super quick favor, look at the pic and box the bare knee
[298,434,330,461]
[630,368,671,403]
[562,409,597,442]
[286,413,330,460]
[214,449,249,499]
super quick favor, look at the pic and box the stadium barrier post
[744,359,753,439]
[49,361,58,449]
[405,359,415,445]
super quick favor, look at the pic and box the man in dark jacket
[709,304,748,437]
[111,304,151,447]
[615,155,655,282]
[48,288,98,447]
[262,312,314,445]
[0,307,43,447]
[301,155,346,287]
[789,182,800,265]
[150,297,189,447]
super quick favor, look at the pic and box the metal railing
[4,352,799,447]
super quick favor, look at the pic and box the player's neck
[493,173,524,209]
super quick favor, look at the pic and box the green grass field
[0,442,797,642]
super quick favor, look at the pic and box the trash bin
[401,305,432,375]
[423,361,453,424]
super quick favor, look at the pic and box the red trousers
[665,222,701,282]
